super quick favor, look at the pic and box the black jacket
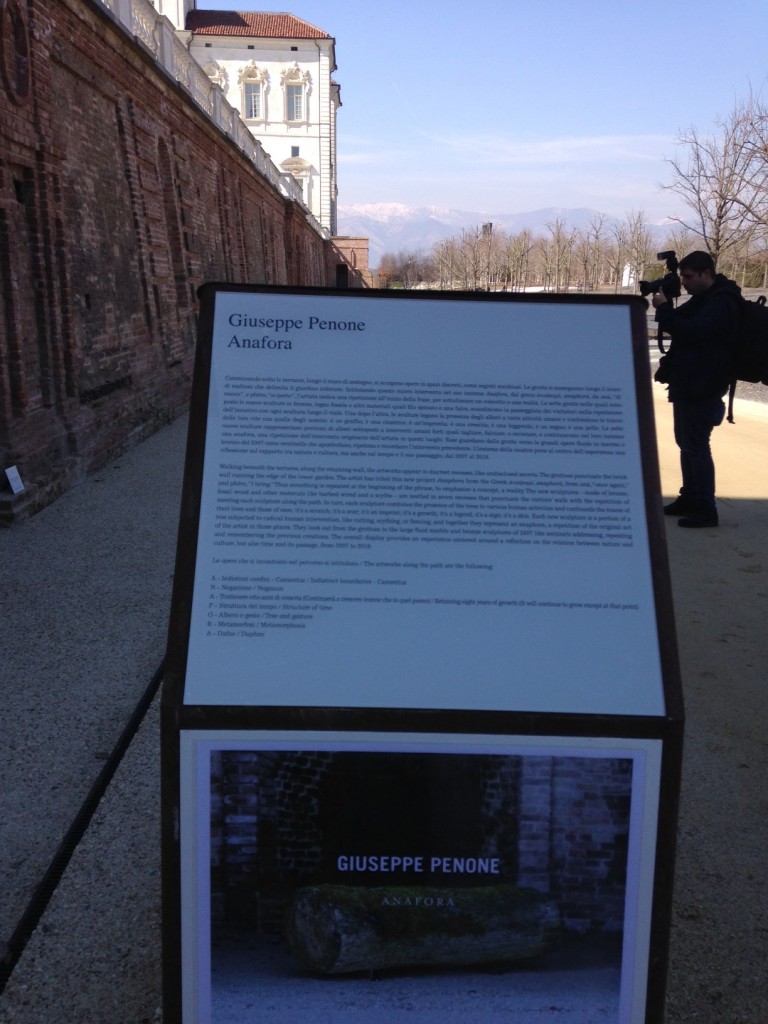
[654,273,741,402]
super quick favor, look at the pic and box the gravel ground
[0,415,187,952]
[1,392,766,1023]
[210,934,622,1023]
[654,392,768,1024]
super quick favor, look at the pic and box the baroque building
[158,2,339,233]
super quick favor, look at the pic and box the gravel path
[1,393,766,1023]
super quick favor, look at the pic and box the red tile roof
[185,10,331,39]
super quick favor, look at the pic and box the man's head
[679,250,716,297]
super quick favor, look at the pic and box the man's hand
[651,287,668,309]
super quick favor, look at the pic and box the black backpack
[727,295,768,422]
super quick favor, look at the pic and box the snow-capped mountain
[336,203,630,267]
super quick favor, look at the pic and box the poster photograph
[178,730,663,1024]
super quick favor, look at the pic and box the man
[651,250,741,528]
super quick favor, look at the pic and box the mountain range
[336,203,670,269]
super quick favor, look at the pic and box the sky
[197,0,768,223]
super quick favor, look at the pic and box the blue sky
[198,0,768,221]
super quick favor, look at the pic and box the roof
[185,10,331,39]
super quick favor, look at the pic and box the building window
[0,0,31,105]
[286,84,303,121]
[291,146,300,157]
[245,83,261,119]
[281,64,310,124]
[239,63,268,122]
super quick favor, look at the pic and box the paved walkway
[0,386,766,1023]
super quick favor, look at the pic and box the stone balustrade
[97,0,330,239]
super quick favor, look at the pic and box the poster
[181,288,665,716]
[178,730,663,1024]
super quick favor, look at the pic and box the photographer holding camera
[651,250,741,529]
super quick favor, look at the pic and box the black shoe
[678,511,718,529]
[664,495,699,516]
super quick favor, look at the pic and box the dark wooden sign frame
[162,284,683,1024]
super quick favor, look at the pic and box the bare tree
[660,223,699,259]
[433,238,459,289]
[586,213,610,290]
[423,216,635,295]
[573,215,611,292]
[747,227,768,287]
[456,228,486,290]
[503,230,535,292]
[661,100,768,262]
[624,210,656,287]
[572,227,593,292]
[719,91,768,229]
[483,223,507,291]
[542,217,576,291]
[376,249,432,289]
[605,222,629,292]
[376,252,399,288]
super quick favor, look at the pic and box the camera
[639,250,681,300]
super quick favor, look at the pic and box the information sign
[162,285,683,1024]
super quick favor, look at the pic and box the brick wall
[211,749,336,931]
[0,0,361,523]
[517,756,632,933]
[330,236,374,288]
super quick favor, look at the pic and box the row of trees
[377,92,768,294]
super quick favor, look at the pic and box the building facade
[160,4,340,233]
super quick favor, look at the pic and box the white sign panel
[5,465,24,494]
[183,290,664,716]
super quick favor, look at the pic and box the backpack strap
[654,295,678,353]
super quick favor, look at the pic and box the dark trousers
[672,397,725,512]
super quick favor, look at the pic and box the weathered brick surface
[0,0,348,523]
[330,236,374,288]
